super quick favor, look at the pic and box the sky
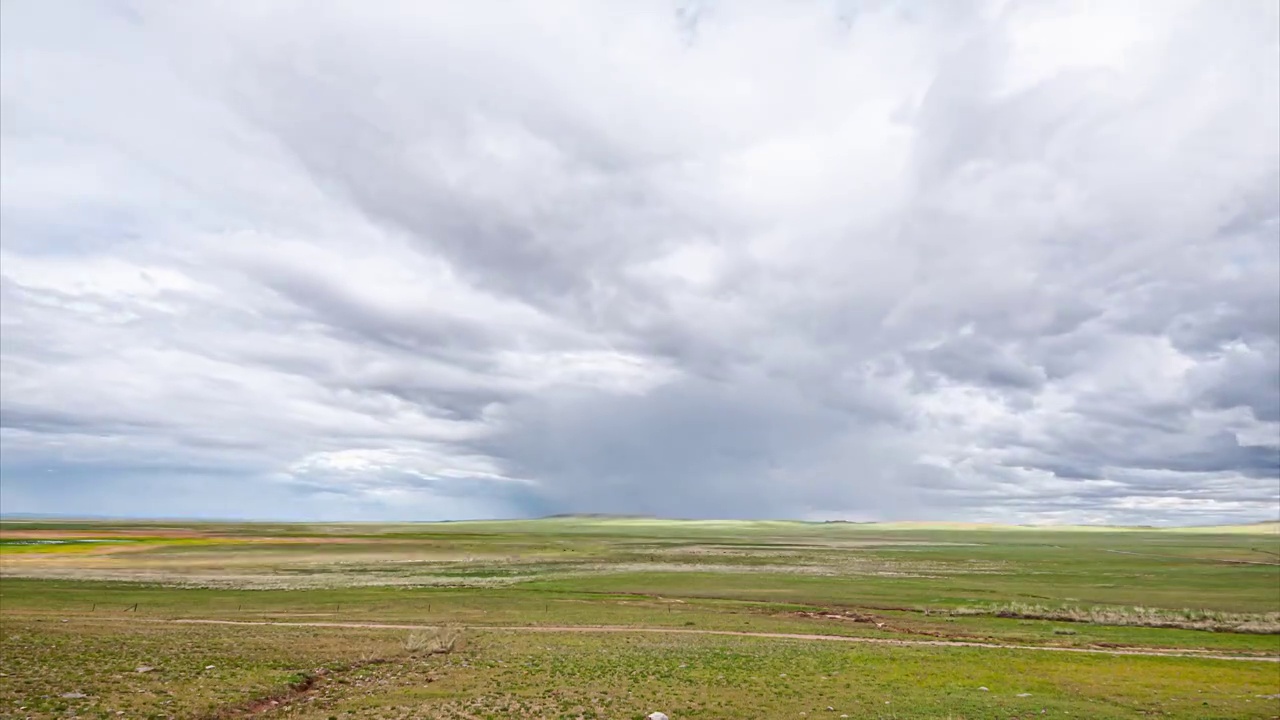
[1,0,1277,525]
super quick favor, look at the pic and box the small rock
[205,665,216,670]
[134,666,154,674]
[978,686,989,692]
[60,692,86,699]
[827,707,834,711]
[646,713,669,720]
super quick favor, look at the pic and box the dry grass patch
[945,602,1280,633]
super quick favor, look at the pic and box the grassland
[1,517,1277,719]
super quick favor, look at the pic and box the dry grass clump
[945,602,1280,633]
[404,626,464,655]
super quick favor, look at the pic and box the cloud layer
[2,0,1277,524]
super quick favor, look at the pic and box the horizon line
[1,512,1277,530]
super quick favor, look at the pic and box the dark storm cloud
[905,335,1047,391]
[1,0,1277,524]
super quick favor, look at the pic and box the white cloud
[1,0,1276,523]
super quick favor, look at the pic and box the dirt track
[165,618,1280,662]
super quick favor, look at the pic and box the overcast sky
[1,1,1277,525]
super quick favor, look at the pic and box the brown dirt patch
[792,609,989,641]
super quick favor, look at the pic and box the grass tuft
[404,626,464,655]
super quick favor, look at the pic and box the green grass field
[1,518,1277,719]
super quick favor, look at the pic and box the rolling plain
[1,517,1278,719]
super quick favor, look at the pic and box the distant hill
[541,513,655,520]
[1167,520,1280,535]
